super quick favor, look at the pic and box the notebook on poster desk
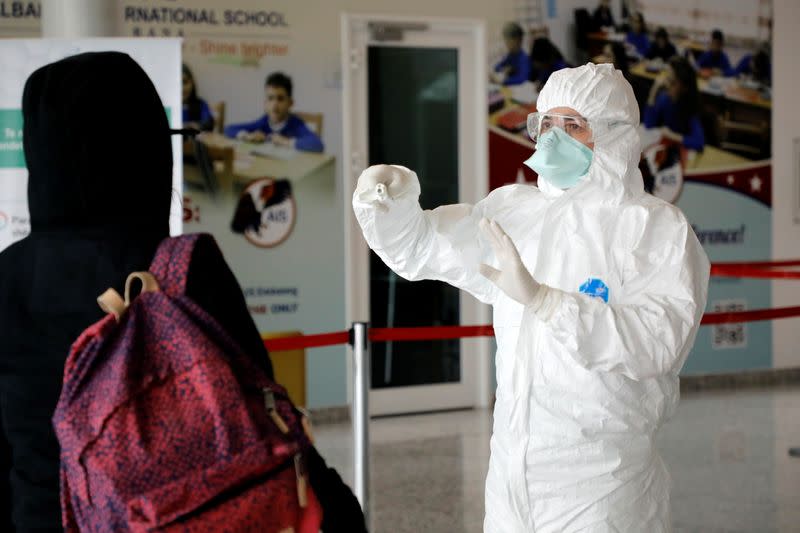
[508,81,538,105]
[702,75,731,96]
[247,141,298,161]
[645,58,665,73]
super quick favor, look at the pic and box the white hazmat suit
[353,63,710,532]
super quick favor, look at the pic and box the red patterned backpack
[53,234,322,532]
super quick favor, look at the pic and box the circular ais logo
[231,178,296,248]
[642,142,684,204]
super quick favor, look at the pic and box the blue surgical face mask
[524,127,594,189]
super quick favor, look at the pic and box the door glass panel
[367,46,461,389]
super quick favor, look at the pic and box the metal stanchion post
[350,322,370,526]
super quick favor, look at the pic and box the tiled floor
[314,386,800,532]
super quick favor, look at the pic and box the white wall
[771,0,800,369]
[42,0,114,37]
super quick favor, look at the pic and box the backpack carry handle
[97,272,160,321]
[125,272,160,304]
[97,289,126,321]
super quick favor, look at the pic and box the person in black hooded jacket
[0,52,365,532]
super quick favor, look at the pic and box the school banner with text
[118,1,345,408]
[0,38,182,252]
[0,0,41,38]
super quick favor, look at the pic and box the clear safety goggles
[527,112,594,144]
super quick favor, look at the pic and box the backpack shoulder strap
[149,233,222,296]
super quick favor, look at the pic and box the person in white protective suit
[353,63,710,532]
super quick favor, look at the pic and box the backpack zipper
[262,388,308,508]
[294,452,308,508]
[262,388,290,434]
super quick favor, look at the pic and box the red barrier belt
[370,325,495,342]
[263,331,349,351]
[711,266,800,279]
[712,259,800,268]
[700,306,800,325]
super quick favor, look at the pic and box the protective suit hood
[22,51,173,235]
[535,63,643,203]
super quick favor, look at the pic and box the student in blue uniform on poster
[592,0,615,29]
[626,12,650,57]
[529,37,569,90]
[646,27,678,62]
[224,72,323,153]
[733,43,771,86]
[492,22,530,86]
[182,64,215,132]
[696,29,733,76]
[644,56,705,152]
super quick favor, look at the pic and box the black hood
[22,51,173,234]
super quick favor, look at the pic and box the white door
[342,15,491,416]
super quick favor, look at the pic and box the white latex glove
[478,218,541,306]
[354,164,418,210]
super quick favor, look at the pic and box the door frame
[341,13,491,415]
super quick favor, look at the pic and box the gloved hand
[478,218,541,306]
[354,164,419,210]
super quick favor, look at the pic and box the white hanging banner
[0,38,182,252]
